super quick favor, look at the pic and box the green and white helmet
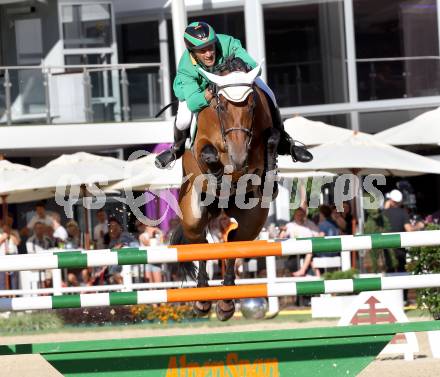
[184,22,217,51]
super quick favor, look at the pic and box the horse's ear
[198,67,221,85]
[248,63,262,82]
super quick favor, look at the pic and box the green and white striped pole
[0,230,439,272]
[1,273,439,312]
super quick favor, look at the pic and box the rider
[155,21,312,169]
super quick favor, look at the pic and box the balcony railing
[0,63,164,125]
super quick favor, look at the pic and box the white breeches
[255,77,278,107]
[175,77,277,131]
[175,101,194,131]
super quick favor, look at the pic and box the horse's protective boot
[269,103,313,163]
[155,125,190,169]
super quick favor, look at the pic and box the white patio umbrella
[11,152,129,192]
[375,107,440,146]
[279,131,440,270]
[278,131,440,233]
[0,160,54,221]
[279,131,440,176]
[279,171,335,179]
[284,115,357,146]
[10,152,129,248]
[105,154,183,192]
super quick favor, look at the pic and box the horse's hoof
[215,300,235,321]
[193,301,212,317]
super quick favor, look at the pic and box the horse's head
[199,58,261,172]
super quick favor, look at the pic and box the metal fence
[0,63,164,125]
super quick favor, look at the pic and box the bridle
[211,82,258,155]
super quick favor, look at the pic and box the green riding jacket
[173,34,257,113]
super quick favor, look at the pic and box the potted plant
[407,223,440,358]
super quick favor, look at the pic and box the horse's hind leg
[193,260,212,316]
[216,193,270,321]
[216,258,236,321]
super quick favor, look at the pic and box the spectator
[163,218,181,281]
[0,223,20,255]
[383,189,424,273]
[26,222,53,253]
[164,217,180,244]
[106,217,135,284]
[93,209,108,249]
[0,223,20,290]
[64,220,84,286]
[341,202,354,235]
[51,213,68,247]
[330,205,347,234]
[280,208,320,239]
[26,221,54,288]
[280,208,320,277]
[138,221,163,284]
[218,214,238,242]
[108,217,135,249]
[26,202,53,231]
[318,205,340,238]
[207,216,222,243]
[1,213,21,246]
[215,214,239,277]
[65,220,82,249]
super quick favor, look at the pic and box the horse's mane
[213,56,250,75]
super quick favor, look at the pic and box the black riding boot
[270,105,313,163]
[155,125,190,169]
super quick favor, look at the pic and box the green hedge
[407,224,440,319]
[0,312,63,334]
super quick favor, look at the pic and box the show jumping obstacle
[0,230,439,377]
[0,274,439,311]
[0,230,438,272]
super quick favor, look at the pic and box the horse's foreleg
[266,127,280,172]
[178,175,212,317]
[216,258,236,321]
[262,128,280,199]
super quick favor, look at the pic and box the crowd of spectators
[0,202,177,289]
[0,189,430,297]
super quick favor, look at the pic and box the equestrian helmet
[184,22,217,51]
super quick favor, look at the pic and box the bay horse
[171,57,279,321]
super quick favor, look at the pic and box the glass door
[60,2,120,122]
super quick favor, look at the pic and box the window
[188,12,245,45]
[308,114,351,129]
[62,4,112,48]
[354,0,440,100]
[118,21,159,63]
[359,107,436,133]
[264,1,348,107]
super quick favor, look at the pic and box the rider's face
[193,44,216,67]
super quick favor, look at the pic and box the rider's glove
[207,82,217,95]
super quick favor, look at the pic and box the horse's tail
[170,224,198,281]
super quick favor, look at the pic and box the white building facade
[1,0,440,153]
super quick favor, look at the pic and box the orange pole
[175,240,282,262]
[167,284,268,302]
